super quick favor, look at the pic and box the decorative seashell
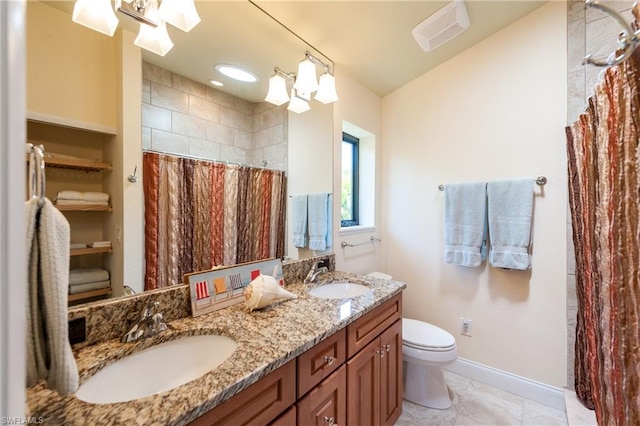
[244,275,297,311]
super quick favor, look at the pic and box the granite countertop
[26,272,405,425]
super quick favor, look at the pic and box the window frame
[341,132,359,227]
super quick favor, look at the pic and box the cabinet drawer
[189,359,295,426]
[297,365,346,426]
[270,406,296,426]
[297,327,346,397]
[347,294,402,358]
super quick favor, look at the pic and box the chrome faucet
[304,260,329,284]
[121,301,168,343]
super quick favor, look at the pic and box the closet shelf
[25,153,112,172]
[56,204,112,212]
[68,287,111,302]
[70,247,112,257]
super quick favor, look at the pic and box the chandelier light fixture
[71,0,201,56]
[265,51,338,114]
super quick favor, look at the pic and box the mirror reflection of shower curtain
[566,49,640,426]
[143,152,286,291]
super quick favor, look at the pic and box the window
[341,132,359,227]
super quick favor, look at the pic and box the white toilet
[366,272,458,410]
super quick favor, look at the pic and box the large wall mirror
[27,1,334,306]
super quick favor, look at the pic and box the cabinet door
[270,405,296,426]
[297,328,346,397]
[189,360,295,426]
[347,294,402,358]
[297,365,346,426]
[380,320,403,426]
[347,338,381,426]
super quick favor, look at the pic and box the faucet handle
[141,301,160,319]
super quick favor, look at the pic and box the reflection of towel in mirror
[444,182,487,267]
[487,178,534,270]
[291,195,308,248]
[26,198,79,395]
[308,193,331,251]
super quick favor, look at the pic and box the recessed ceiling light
[215,64,258,83]
[210,80,224,87]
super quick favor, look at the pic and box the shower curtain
[566,49,640,425]
[143,152,287,291]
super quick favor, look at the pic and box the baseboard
[444,357,566,411]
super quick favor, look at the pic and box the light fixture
[133,1,173,57]
[72,0,201,56]
[158,0,201,33]
[210,80,224,87]
[315,69,339,104]
[72,0,119,36]
[265,68,293,106]
[215,64,258,83]
[265,51,338,113]
[287,89,311,114]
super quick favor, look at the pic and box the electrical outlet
[460,317,472,336]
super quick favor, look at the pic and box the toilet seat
[403,318,456,352]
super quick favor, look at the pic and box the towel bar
[438,176,547,191]
[341,236,382,248]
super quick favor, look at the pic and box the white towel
[69,280,111,295]
[55,200,109,207]
[487,178,534,270]
[444,182,487,267]
[88,241,112,248]
[291,195,308,248]
[308,193,330,251]
[56,191,109,203]
[26,198,79,395]
[69,268,110,285]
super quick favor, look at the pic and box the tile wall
[141,61,288,171]
[565,0,635,390]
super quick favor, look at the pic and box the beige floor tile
[522,400,568,426]
[396,400,458,426]
[455,380,524,426]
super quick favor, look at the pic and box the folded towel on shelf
[444,182,488,267]
[69,268,110,286]
[70,242,87,250]
[291,195,308,248]
[88,241,112,248]
[55,200,109,207]
[487,178,534,270]
[26,197,79,395]
[56,191,109,203]
[308,193,331,251]
[69,280,111,295]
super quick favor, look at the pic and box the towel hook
[27,144,46,206]
[583,0,640,67]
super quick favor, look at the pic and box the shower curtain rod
[437,176,547,191]
[143,149,270,169]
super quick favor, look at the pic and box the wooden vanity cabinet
[346,296,403,426]
[189,360,296,426]
[296,365,346,426]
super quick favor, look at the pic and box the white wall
[381,2,568,387]
[332,69,384,273]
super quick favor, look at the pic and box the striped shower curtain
[566,49,640,425]
[143,152,287,291]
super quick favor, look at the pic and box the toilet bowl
[365,272,458,410]
[403,318,457,409]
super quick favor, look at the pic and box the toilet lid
[403,318,455,350]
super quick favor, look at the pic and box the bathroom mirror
[30,1,334,303]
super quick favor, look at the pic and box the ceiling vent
[412,0,470,52]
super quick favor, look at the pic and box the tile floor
[395,371,568,426]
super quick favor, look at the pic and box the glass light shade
[293,58,319,94]
[134,2,174,57]
[72,0,118,37]
[265,74,290,106]
[287,90,311,114]
[158,0,201,32]
[314,72,339,104]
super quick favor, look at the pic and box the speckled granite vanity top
[26,272,405,425]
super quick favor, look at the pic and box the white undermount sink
[308,282,371,299]
[75,334,237,404]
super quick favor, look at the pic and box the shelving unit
[27,120,114,305]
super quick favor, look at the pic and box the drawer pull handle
[384,344,391,353]
[324,416,335,426]
[377,349,384,358]
[323,356,335,365]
